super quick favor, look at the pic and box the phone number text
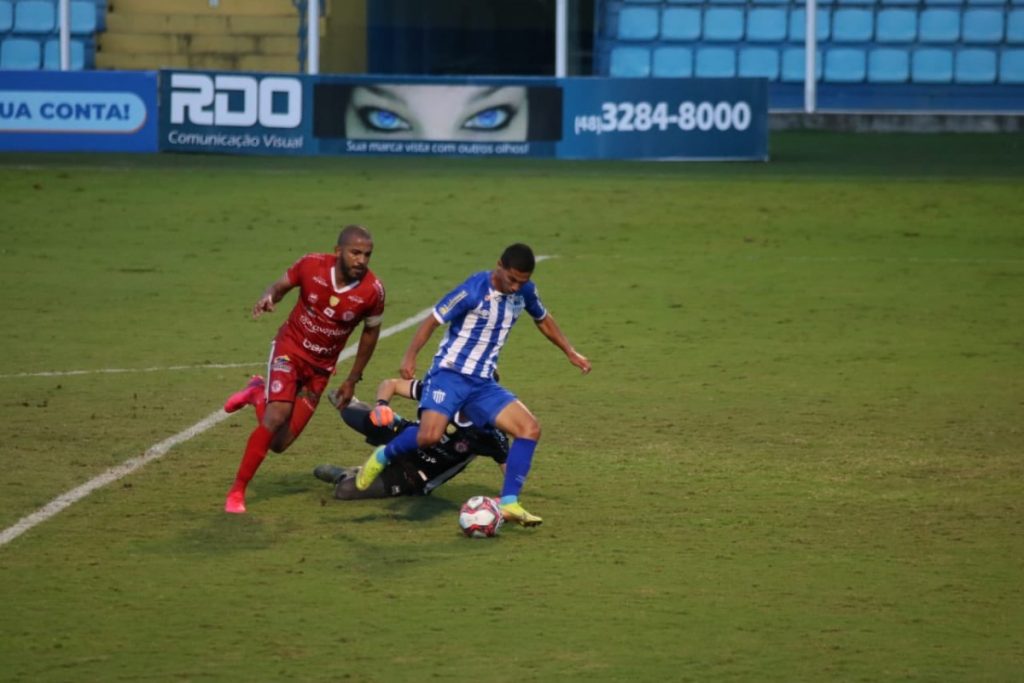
[574,101,753,136]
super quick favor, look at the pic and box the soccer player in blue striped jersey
[355,243,591,525]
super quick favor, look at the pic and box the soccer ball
[458,496,504,538]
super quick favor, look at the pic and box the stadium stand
[0,0,304,71]
[0,2,13,34]
[1,36,41,69]
[596,0,1024,109]
[0,0,102,69]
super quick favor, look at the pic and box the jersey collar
[331,265,361,293]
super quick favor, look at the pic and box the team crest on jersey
[432,388,447,405]
[329,296,340,307]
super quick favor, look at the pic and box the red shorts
[265,340,332,409]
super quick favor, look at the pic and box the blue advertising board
[160,70,311,155]
[0,70,157,152]
[558,78,768,161]
[156,71,768,161]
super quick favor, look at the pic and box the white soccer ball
[458,496,504,538]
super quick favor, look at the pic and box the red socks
[231,424,273,492]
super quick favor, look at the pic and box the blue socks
[381,425,419,462]
[500,438,537,500]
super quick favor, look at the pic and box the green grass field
[1,133,1022,681]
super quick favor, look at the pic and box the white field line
[0,254,558,548]
[0,362,263,380]
[0,256,556,381]
[0,306,434,548]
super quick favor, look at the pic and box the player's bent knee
[520,420,541,441]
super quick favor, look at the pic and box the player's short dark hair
[338,224,371,246]
[500,243,535,273]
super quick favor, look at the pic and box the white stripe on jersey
[460,295,502,376]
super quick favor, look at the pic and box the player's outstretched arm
[332,322,381,409]
[535,314,592,374]
[252,274,294,319]
[399,316,441,380]
[366,377,417,427]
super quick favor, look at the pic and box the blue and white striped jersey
[429,270,547,379]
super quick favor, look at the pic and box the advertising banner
[160,71,311,155]
[157,71,767,161]
[0,70,158,152]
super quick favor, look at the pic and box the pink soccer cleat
[224,375,265,414]
[224,489,247,514]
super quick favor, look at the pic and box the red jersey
[275,253,385,372]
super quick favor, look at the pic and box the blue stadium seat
[912,48,954,81]
[876,9,917,43]
[955,48,997,82]
[832,8,874,43]
[1,37,42,69]
[781,47,823,82]
[919,9,960,43]
[1000,49,1024,82]
[695,47,736,76]
[667,0,703,4]
[609,46,651,76]
[751,0,787,5]
[617,7,659,41]
[661,8,701,41]
[962,9,1004,44]
[747,8,788,42]
[738,46,780,79]
[923,0,962,5]
[825,47,867,81]
[653,46,693,76]
[790,9,832,41]
[43,38,87,70]
[704,8,744,41]
[70,1,97,35]
[1009,10,1024,43]
[13,0,55,34]
[868,48,910,82]
[880,0,918,6]
[623,0,658,3]
[708,0,745,5]
[967,0,1006,5]
[0,1,13,33]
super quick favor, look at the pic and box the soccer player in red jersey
[223,225,386,514]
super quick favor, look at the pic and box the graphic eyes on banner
[313,83,562,142]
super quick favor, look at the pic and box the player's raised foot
[224,375,265,414]
[500,501,543,527]
[313,464,346,484]
[224,489,247,514]
[354,446,386,491]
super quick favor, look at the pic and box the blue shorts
[421,369,516,428]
